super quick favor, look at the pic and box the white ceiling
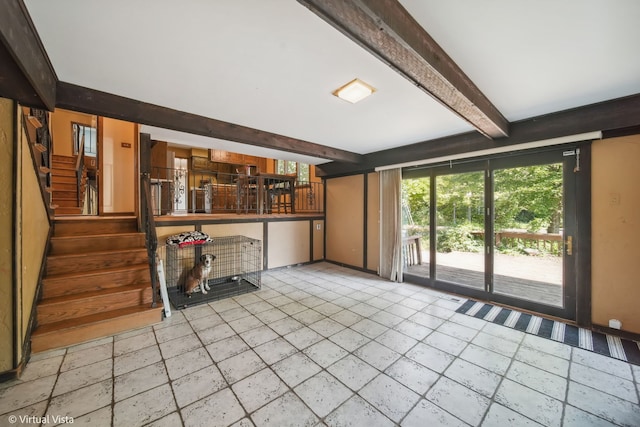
[24,0,640,165]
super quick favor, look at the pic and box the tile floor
[1,262,640,427]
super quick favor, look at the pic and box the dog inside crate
[163,233,261,309]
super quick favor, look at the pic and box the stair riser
[46,250,149,275]
[52,168,76,177]
[52,183,78,192]
[54,207,83,215]
[53,191,78,199]
[31,307,163,353]
[54,219,139,235]
[54,200,82,207]
[50,234,145,255]
[52,176,77,184]
[52,155,75,164]
[42,268,150,299]
[37,287,153,325]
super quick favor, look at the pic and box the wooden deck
[405,251,563,307]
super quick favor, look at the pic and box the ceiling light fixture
[333,78,376,104]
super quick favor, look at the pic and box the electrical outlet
[609,319,622,329]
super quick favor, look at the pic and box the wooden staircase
[31,216,163,352]
[51,154,87,215]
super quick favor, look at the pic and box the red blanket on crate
[166,231,213,248]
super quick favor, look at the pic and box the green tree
[494,164,562,232]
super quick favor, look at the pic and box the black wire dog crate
[160,235,261,309]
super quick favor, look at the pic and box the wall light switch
[316,224,321,230]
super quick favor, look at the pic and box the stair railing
[75,134,85,210]
[23,107,54,219]
[141,173,159,308]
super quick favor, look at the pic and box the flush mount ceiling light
[333,78,376,104]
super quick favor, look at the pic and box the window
[72,123,97,157]
[275,160,310,182]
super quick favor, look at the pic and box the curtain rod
[374,131,602,172]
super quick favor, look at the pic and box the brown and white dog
[184,254,216,296]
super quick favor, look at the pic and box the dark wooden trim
[0,1,56,110]
[325,259,378,275]
[323,178,327,261]
[317,93,640,177]
[20,226,53,372]
[309,220,314,263]
[574,143,592,327]
[140,133,152,175]
[0,367,20,383]
[12,101,18,370]
[154,215,325,227]
[298,0,508,138]
[483,163,493,294]
[263,221,269,269]
[363,173,368,271]
[602,125,640,139]
[56,82,363,164]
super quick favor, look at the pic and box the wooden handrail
[141,174,159,307]
[75,133,85,207]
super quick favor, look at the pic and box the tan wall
[0,102,50,374]
[156,226,196,243]
[326,175,364,268]
[268,221,310,268]
[157,221,321,271]
[313,220,324,261]
[367,172,380,273]
[592,135,640,334]
[16,112,50,363]
[101,118,137,213]
[50,109,94,156]
[202,223,264,242]
[0,98,15,372]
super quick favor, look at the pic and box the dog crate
[159,235,261,309]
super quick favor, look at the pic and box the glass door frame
[402,143,592,323]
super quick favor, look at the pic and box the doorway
[402,145,589,321]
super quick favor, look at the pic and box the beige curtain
[379,168,403,282]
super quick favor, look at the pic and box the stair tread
[55,215,137,221]
[47,247,147,260]
[51,231,144,240]
[32,305,162,336]
[40,283,150,306]
[43,263,150,281]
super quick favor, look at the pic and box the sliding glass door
[492,163,564,307]
[402,146,585,321]
[435,171,485,289]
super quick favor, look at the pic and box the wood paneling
[325,175,364,268]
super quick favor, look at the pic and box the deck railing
[149,167,324,215]
[402,235,423,267]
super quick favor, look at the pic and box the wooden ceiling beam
[56,82,364,164]
[0,0,56,110]
[298,0,509,139]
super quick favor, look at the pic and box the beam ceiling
[0,0,56,110]
[317,93,640,176]
[56,82,364,164]
[298,0,509,139]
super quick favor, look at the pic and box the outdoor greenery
[402,163,563,255]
